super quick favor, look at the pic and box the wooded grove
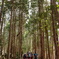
[0,0,59,59]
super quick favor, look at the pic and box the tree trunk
[38,0,45,59]
[45,22,51,59]
[51,0,59,59]
[0,0,4,58]
[32,24,36,53]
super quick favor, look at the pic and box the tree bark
[0,0,4,58]
[45,22,51,59]
[51,0,59,59]
[38,0,45,59]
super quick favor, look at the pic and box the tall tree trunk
[51,0,59,59]
[38,0,45,59]
[0,0,4,58]
[17,11,23,59]
[32,24,36,53]
[7,0,14,59]
[45,22,51,59]
[12,8,16,59]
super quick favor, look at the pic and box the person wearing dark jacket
[23,53,27,59]
[34,52,38,59]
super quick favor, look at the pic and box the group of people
[23,52,38,59]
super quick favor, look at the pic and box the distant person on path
[27,51,31,59]
[31,52,33,59]
[34,52,38,59]
[23,53,27,59]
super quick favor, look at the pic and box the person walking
[31,52,33,59]
[34,52,38,59]
[23,53,27,59]
[27,51,31,59]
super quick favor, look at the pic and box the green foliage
[5,1,12,9]
[2,0,59,54]
[31,1,38,8]
[57,5,59,9]
[5,22,10,30]
[0,2,1,6]
[57,0,59,2]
